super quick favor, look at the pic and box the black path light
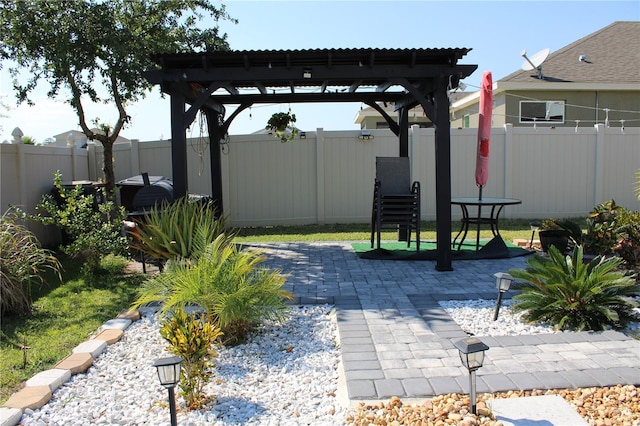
[492,272,514,321]
[454,337,489,415]
[529,220,541,249]
[153,356,183,426]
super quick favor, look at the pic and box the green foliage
[133,235,293,345]
[509,245,639,331]
[0,0,235,194]
[614,211,640,270]
[583,200,624,255]
[0,210,61,316]
[28,171,128,273]
[21,136,36,145]
[160,309,223,410]
[582,200,640,269]
[130,197,234,262]
[266,111,298,143]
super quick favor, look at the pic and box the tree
[0,0,235,199]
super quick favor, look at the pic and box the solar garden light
[493,272,514,321]
[529,220,541,249]
[153,356,183,426]
[454,337,489,415]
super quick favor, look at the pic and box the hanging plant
[266,111,298,143]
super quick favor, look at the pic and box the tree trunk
[102,138,115,201]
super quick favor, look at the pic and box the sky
[1,0,638,143]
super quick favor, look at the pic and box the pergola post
[204,109,224,213]
[398,107,410,242]
[170,88,188,199]
[433,81,453,271]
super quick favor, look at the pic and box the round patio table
[451,197,522,251]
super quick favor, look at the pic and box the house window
[519,101,565,124]
[463,115,470,128]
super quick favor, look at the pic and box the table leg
[452,205,470,250]
[475,204,482,251]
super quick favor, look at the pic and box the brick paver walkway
[253,242,640,401]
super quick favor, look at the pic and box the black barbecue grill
[132,179,174,211]
[117,173,173,212]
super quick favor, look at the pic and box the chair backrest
[376,157,411,195]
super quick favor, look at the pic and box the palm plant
[1,210,61,316]
[132,235,293,344]
[130,197,234,262]
[509,245,639,331]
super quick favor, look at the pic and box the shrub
[159,308,223,410]
[509,245,639,331]
[133,235,293,345]
[615,213,640,270]
[0,210,61,316]
[28,171,127,273]
[130,197,234,263]
[581,200,640,269]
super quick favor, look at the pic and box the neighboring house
[51,129,131,148]
[354,91,470,129]
[451,21,640,129]
[355,103,430,129]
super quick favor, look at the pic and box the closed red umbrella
[475,71,493,199]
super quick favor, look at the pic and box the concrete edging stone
[0,309,140,426]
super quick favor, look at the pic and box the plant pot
[538,230,570,254]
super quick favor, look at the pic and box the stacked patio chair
[370,157,421,251]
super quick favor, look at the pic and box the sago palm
[509,245,639,331]
[132,235,293,344]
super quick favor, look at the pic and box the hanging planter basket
[266,111,298,143]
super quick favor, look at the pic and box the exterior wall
[2,125,638,245]
[454,90,640,129]
[504,90,597,127]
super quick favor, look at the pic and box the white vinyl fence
[2,124,638,246]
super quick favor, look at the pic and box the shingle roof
[501,21,640,84]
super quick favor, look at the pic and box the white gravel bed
[20,304,346,426]
[439,298,554,337]
[439,298,640,337]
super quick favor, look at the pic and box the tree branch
[110,73,128,143]
[66,69,98,142]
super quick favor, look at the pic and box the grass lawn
[235,219,535,244]
[0,255,145,404]
[0,219,535,404]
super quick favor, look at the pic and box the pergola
[144,48,477,271]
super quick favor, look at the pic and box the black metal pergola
[144,48,477,271]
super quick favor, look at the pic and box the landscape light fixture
[529,220,541,249]
[153,356,183,426]
[454,337,489,415]
[493,272,514,321]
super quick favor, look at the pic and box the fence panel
[225,133,318,226]
[322,130,398,223]
[3,127,639,246]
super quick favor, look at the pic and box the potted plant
[537,218,582,254]
[266,111,298,143]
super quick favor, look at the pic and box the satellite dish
[521,48,550,79]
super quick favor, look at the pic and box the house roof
[501,21,640,84]
[451,22,640,111]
